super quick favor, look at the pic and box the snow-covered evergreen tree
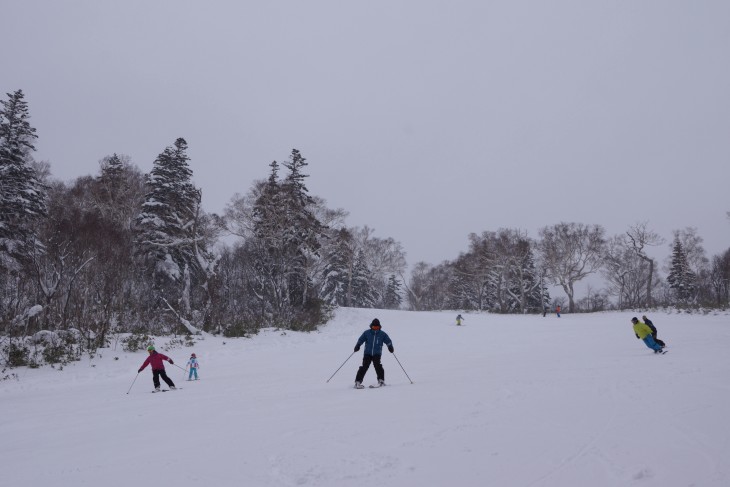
[505,238,544,313]
[350,250,377,308]
[280,150,325,252]
[382,274,402,309]
[135,138,215,323]
[667,236,697,304]
[321,228,355,306]
[251,150,328,316]
[252,161,284,246]
[0,90,47,267]
[251,161,290,314]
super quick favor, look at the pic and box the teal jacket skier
[354,319,394,388]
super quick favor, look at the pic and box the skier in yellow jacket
[631,317,666,354]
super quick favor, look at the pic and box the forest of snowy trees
[2,90,730,365]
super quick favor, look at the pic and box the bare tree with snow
[538,222,606,313]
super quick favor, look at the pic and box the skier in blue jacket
[353,318,394,389]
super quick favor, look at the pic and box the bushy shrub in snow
[121,333,153,352]
[5,343,30,367]
[163,334,195,351]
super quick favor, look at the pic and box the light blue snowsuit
[187,357,199,380]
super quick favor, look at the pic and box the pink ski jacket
[139,351,172,371]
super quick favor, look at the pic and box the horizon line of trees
[406,222,730,314]
[2,90,729,365]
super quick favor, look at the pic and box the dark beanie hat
[631,317,638,323]
[370,319,381,327]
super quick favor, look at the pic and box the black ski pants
[152,369,175,389]
[355,354,384,383]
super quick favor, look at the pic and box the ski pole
[171,362,187,373]
[326,351,356,383]
[392,352,414,384]
[126,372,140,394]
[168,361,187,379]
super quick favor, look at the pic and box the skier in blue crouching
[353,319,394,389]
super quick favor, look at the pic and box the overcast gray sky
[3,0,729,267]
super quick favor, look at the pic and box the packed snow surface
[3,308,730,487]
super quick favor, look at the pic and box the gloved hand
[138,368,143,373]
[354,346,360,352]
[169,360,174,365]
[388,345,394,353]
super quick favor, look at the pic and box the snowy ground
[3,308,730,487]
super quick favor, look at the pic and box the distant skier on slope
[353,319,394,389]
[456,314,464,326]
[642,315,666,347]
[631,317,666,354]
[138,345,177,391]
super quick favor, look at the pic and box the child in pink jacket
[138,345,176,391]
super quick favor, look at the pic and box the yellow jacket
[633,322,653,340]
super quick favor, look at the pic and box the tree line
[406,222,730,314]
[1,91,411,367]
[2,90,729,365]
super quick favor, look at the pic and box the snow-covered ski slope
[3,308,730,487]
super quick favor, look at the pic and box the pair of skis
[355,383,385,389]
[151,388,182,393]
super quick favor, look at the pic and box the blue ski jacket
[356,329,393,356]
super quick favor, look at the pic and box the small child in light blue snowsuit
[187,353,199,380]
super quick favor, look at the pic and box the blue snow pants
[642,335,663,352]
[189,368,198,380]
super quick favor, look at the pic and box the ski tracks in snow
[525,379,623,487]
[267,452,400,487]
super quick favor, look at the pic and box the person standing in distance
[353,319,394,389]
